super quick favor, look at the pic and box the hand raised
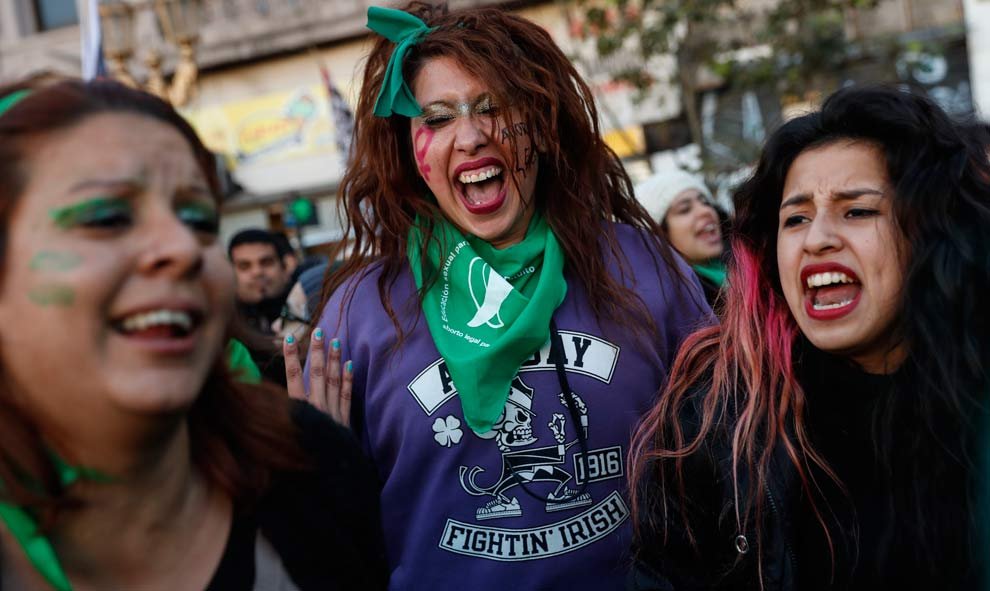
[284,328,353,427]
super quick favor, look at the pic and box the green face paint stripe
[49,197,129,230]
[29,251,82,272]
[28,285,75,306]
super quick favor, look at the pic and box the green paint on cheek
[28,285,75,307]
[29,251,82,272]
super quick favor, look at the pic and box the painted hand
[284,329,353,427]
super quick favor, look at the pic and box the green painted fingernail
[345,360,353,373]
[314,327,324,340]
[285,334,295,344]
[332,338,340,351]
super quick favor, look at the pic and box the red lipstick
[800,262,862,321]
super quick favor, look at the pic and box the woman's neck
[47,420,231,590]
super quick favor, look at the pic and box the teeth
[458,167,502,184]
[120,309,193,333]
[805,271,856,289]
[812,299,854,311]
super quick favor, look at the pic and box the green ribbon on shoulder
[366,6,436,118]
[0,456,110,591]
[408,213,567,434]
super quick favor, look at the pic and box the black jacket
[629,349,985,591]
[206,402,388,590]
[629,408,799,591]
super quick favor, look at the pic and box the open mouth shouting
[801,263,862,320]
[695,220,721,244]
[454,157,507,215]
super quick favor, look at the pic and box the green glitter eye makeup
[49,197,132,230]
[176,201,220,234]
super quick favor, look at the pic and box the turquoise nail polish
[345,360,353,372]
[332,339,340,351]
[314,327,324,340]
[285,334,295,344]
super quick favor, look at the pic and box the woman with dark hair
[283,2,709,589]
[628,85,990,590]
[0,79,386,589]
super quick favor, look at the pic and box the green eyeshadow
[49,197,130,229]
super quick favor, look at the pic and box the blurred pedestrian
[228,228,290,334]
[635,169,729,307]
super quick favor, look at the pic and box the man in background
[228,228,290,334]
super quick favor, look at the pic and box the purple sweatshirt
[309,223,711,590]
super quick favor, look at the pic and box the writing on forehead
[420,94,496,119]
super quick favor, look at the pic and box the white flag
[80,0,105,81]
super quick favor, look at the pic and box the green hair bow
[367,6,436,118]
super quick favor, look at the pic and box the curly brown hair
[318,1,691,339]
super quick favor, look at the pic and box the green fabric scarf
[0,456,109,591]
[366,6,435,118]
[408,214,567,433]
[692,258,727,287]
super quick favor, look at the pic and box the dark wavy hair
[630,85,990,578]
[317,1,690,339]
[0,79,309,522]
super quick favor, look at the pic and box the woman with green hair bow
[285,2,710,589]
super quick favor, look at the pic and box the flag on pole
[80,0,107,80]
[319,63,355,170]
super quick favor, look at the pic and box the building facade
[0,0,981,252]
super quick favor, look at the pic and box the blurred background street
[4,0,987,253]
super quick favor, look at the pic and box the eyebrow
[779,187,885,210]
[420,94,494,112]
[68,177,211,198]
[67,177,143,194]
[177,185,214,198]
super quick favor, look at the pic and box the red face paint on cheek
[414,125,435,182]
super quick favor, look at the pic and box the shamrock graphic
[433,415,463,447]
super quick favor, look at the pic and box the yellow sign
[603,125,646,158]
[181,84,340,170]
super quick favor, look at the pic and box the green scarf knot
[366,6,436,118]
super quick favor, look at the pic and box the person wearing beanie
[634,168,727,306]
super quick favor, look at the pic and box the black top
[206,401,388,590]
[794,351,891,590]
[630,345,984,591]
[795,348,980,590]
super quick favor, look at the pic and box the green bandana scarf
[0,456,109,591]
[692,259,727,287]
[408,214,567,433]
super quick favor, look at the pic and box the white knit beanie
[633,169,714,224]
